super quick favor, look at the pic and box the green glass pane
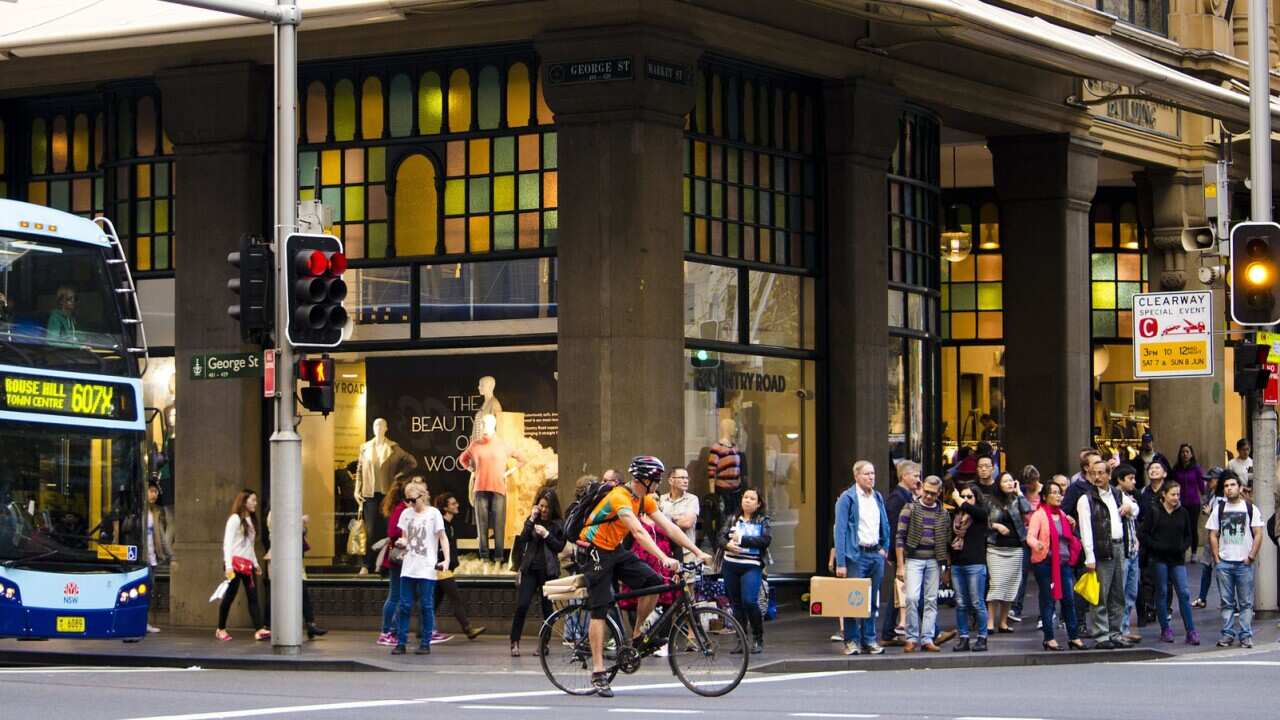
[117,202,130,236]
[494,175,514,212]
[389,74,413,137]
[682,177,691,214]
[942,315,951,340]
[154,199,169,233]
[684,216,692,251]
[728,223,740,256]
[136,199,151,232]
[941,285,950,311]
[116,99,132,158]
[977,282,1002,310]
[299,188,315,202]
[727,148,739,184]
[368,222,388,258]
[477,65,501,130]
[344,186,364,221]
[1092,281,1116,310]
[155,236,169,270]
[494,136,515,173]
[694,179,706,215]
[519,173,540,210]
[543,209,558,246]
[1092,310,1116,338]
[333,79,356,142]
[1091,252,1115,280]
[321,187,342,220]
[468,177,490,213]
[299,152,318,187]
[30,118,48,175]
[94,178,103,212]
[155,163,170,195]
[494,213,515,250]
[368,146,386,183]
[444,179,465,215]
[950,284,975,311]
[758,190,771,225]
[710,182,722,218]
[1117,282,1141,310]
[419,72,443,134]
[743,188,755,223]
[542,132,557,169]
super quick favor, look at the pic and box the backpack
[1267,514,1278,546]
[562,478,620,545]
[1215,498,1254,528]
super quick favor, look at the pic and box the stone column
[1143,169,1227,467]
[989,134,1100,472]
[535,29,700,494]
[157,62,269,628]
[824,80,902,488]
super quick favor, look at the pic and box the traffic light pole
[1247,0,1277,612]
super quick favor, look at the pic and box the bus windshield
[0,424,145,567]
[0,233,130,376]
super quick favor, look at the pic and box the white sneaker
[829,633,843,642]
[146,625,161,634]
[843,641,861,656]
[654,643,669,657]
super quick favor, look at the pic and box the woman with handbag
[216,489,269,642]
[376,478,410,647]
[719,488,771,655]
[509,488,565,657]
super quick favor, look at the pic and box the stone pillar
[157,63,269,628]
[990,134,1099,472]
[824,81,901,488]
[1143,169,1227,466]
[535,29,700,493]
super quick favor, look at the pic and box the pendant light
[940,145,972,263]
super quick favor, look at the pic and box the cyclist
[578,455,712,697]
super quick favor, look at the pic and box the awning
[807,0,1280,126]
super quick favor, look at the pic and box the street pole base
[272,643,302,656]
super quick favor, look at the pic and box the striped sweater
[707,442,743,491]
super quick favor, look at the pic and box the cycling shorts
[578,545,662,619]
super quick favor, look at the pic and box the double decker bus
[0,198,151,641]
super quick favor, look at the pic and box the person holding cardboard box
[833,460,891,656]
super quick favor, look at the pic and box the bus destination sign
[0,372,135,421]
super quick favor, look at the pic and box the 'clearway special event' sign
[1132,291,1213,379]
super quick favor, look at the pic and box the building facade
[0,0,1263,627]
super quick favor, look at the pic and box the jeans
[1093,543,1127,642]
[1197,561,1214,603]
[1152,560,1195,633]
[381,564,401,633]
[1216,560,1255,640]
[880,558,899,641]
[1120,554,1139,635]
[842,553,885,647]
[951,564,988,639]
[362,493,385,573]
[474,491,506,560]
[722,561,764,641]
[1031,560,1079,642]
[903,558,940,644]
[397,576,436,648]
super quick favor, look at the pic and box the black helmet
[628,455,666,483]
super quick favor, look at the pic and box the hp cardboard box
[808,577,872,618]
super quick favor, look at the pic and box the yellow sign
[1258,331,1280,363]
[56,616,86,633]
[1138,340,1210,373]
[94,543,135,561]
[0,372,130,420]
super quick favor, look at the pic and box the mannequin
[708,417,745,535]
[355,418,418,574]
[470,376,503,441]
[459,413,525,563]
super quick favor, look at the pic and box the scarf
[1040,503,1068,600]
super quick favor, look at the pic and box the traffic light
[690,348,720,369]
[285,233,347,348]
[1233,342,1271,394]
[1230,221,1280,326]
[297,355,335,415]
[226,234,273,345]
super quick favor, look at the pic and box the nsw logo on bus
[63,582,79,605]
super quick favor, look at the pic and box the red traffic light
[297,357,334,386]
[295,249,329,277]
[327,251,347,276]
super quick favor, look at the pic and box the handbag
[389,544,407,564]
[346,518,366,556]
[756,576,777,621]
[231,556,255,576]
[1074,569,1100,605]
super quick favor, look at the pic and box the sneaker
[862,643,884,655]
[1186,630,1200,646]
[591,671,613,698]
[1007,614,1023,623]
[376,632,397,647]
[214,629,232,642]
[935,629,957,645]
[1160,628,1174,643]
[1240,636,1253,649]
[1217,636,1234,648]
[430,631,453,644]
[254,629,271,641]
[750,638,763,654]
[464,625,486,640]
[391,645,406,655]
[1036,620,1043,630]
[843,641,861,656]
[654,643,669,657]
[147,624,161,634]
[1191,599,1206,609]
[952,637,971,652]
[829,633,843,642]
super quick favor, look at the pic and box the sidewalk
[2,573,1275,673]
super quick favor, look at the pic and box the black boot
[971,636,988,652]
[953,637,971,652]
[306,623,328,639]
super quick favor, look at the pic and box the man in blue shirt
[834,460,891,655]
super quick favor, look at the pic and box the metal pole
[1247,0,1277,612]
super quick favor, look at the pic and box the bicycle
[538,561,750,697]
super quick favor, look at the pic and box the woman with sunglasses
[949,485,990,651]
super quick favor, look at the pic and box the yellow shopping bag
[1074,570,1100,605]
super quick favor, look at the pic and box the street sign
[1133,291,1214,378]
[264,350,276,398]
[545,57,632,85]
[1259,331,1280,363]
[188,352,262,380]
[1267,363,1279,406]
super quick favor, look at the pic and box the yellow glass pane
[321,150,341,186]
[447,141,465,177]
[494,175,514,212]
[469,138,490,175]
[1119,222,1139,249]
[448,69,471,132]
[1094,221,1113,248]
[444,179,465,215]
[136,236,151,271]
[976,254,1002,282]
[361,77,384,140]
[950,255,976,282]
[1092,281,1116,309]
[155,199,169,233]
[695,218,708,253]
[137,97,157,156]
[52,115,68,173]
[344,186,364,221]
[419,72,443,134]
[27,182,47,206]
[507,62,531,128]
[543,171,557,208]
[978,311,1002,339]
[30,118,47,175]
[535,74,552,125]
[72,114,89,172]
[136,164,152,198]
[469,216,490,253]
[444,218,465,253]
[950,312,976,340]
[161,129,173,156]
[394,155,437,256]
[306,81,328,143]
[693,141,706,177]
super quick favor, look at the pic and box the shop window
[1093,343,1149,453]
[748,269,814,349]
[684,61,819,270]
[683,349,815,573]
[419,256,557,336]
[940,344,1005,456]
[684,262,739,342]
[343,265,413,341]
[1090,193,1147,340]
[684,261,813,351]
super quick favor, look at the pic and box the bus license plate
[56,616,85,633]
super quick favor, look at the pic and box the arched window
[333,79,356,142]
[448,68,471,133]
[419,72,443,135]
[506,62,530,129]
[394,154,438,256]
[361,77,384,140]
[477,65,500,130]
[306,81,328,143]
[388,74,412,138]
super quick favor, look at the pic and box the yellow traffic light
[1246,261,1273,287]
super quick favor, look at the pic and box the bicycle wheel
[666,605,749,697]
[539,605,622,695]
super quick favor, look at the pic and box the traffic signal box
[227,234,273,345]
[1234,342,1272,394]
[286,233,348,348]
[297,355,335,415]
[1230,222,1280,326]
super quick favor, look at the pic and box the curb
[750,647,1172,673]
[0,648,387,673]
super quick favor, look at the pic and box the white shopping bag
[208,579,230,603]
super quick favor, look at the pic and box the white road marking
[116,670,863,720]
[0,666,202,675]
[954,717,1047,720]
[608,711,702,715]
[460,705,549,711]
[1135,660,1280,667]
[789,714,880,719]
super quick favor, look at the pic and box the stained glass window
[25,110,105,220]
[888,108,940,337]
[683,62,819,270]
[940,191,1001,341]
[111,93,176,272]
[1090,194,1147,340]
[298,52,556,259]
